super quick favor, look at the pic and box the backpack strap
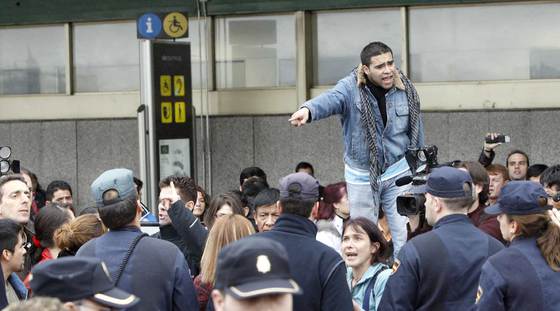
[113,233,148,286]
[362,266,388,311]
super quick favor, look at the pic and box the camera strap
[362,266,388,311]
[113,233,148,286]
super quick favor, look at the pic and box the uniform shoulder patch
[391,259,401,275]
[475,285,483,304]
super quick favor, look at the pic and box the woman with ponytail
[475,181,560,310]
[54,213,107,257]
[315,182,349,255]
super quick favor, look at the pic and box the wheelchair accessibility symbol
[163,12,188,38]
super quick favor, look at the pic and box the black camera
[396,145,439,216]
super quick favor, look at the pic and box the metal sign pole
[139,39,158,211]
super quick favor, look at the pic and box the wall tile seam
[74,120,80,206]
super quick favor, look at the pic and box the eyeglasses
[6,242,31,254]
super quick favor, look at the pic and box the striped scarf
[358,69,421,192]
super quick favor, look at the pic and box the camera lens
[0,160,10,174]
[0,146,11,159]
[418,150,427,162]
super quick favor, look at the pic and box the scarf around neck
[357,68,421,192]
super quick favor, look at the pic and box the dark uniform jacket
[476,237,560,311]
[258,213,353,311]
[379,214,503,311]
[152,200,208,276]
[78,226,198,311]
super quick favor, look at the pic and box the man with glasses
[0,219,29,306]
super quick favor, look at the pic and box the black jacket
[258,214,353,311]
[479,149,495,167]
[153,200,208,276]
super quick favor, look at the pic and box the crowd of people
[0,40,558,311]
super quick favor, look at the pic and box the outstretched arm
[289,76,353,127]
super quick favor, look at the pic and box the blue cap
[414,167,473,198]
[91,168,137,207]
[214,236,301,299]
[485,181,551,215]
[30,257,139,308]
[279,172,319,201]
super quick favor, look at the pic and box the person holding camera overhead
[378,167,503,310]
[289,41,424,257]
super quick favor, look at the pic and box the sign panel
[137,12,189,40]
[152,42,195,180]
[159,138,191,180]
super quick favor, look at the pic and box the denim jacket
[303,71,424,171]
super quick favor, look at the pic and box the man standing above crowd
[290,41,424,256]
[77,168,198,310]
[379,167,503,310]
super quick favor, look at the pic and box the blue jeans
[346,169,411,258]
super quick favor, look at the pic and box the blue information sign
[138,13,162,39]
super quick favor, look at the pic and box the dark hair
[317,182,346,220]
[159,175,197,203]
[486,164,509,181]
[0,219,24,253]
[295,162,315,176]
[540,165,560,188]
[253,188,280,210]
[279,198,315,218]
[79,206,99,216]
[242,176,269,210]
[45,180,72,201]
[195,185,209,220]
[204,192,245,230]
[458,161,489,205]
[19,168,40,192]
[35,205,72,249]
[0,174,27,204]
[343,217,388,263]
[229,189,246,206]
[133,177,143,193]
[527,164,549,181]
[97,197,138,230]
[360,41,393,66]
[506,150,530,167]
[239,167,267,187]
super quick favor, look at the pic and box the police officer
[378,167,503,310]
[475,181,560,310]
